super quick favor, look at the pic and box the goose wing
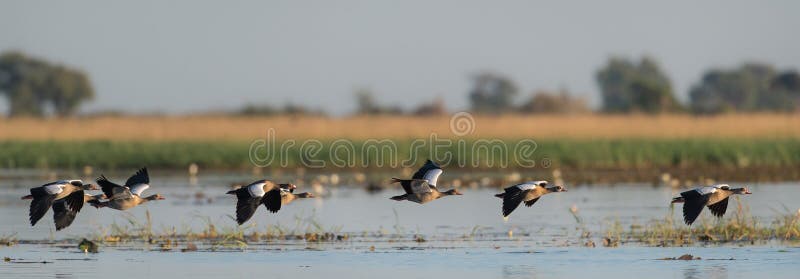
[125,168,150,196]
[400,179,433,194]
[524,197,541,207]
[97,175,132,200]
[28,186,58,226]
[52,190,85,230]
[230,187,262,225]
[262,189,283,213]
[412,160,443,188]
[501,185,531,217]
[680,189,710,225]
[707,197,729,218]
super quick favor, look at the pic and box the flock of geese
[22,160,752,231]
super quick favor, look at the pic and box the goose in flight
[671,184,751,225]
[90,168,165,210]
[22,180,99,228]
[495,180,567,218]
[390,160,462,204]
[226,180,296,225]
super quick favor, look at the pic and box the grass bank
[0,139,798,182]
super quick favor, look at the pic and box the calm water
[1,173,798,278]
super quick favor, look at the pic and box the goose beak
[744,190,752,194]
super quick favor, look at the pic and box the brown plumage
[671,184,752,225]
[389,160,462,204]
[91,168,165,211]
[23,180,99,227]
[495,181,567,218]
[225,180,296,225]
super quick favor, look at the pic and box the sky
[1,0,799,115]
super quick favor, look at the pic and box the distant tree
[518,89,589,114]
[690,63,800,113]
[0,51,94,117]
[353,88,402,115]
[469,72,518,114]
[596,56,680,113]
[413,97,446,116]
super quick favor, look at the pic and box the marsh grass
[618,198,800,246]
[1,140,798,184]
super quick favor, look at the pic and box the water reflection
[682,265,728,279]
[502,265,537,279]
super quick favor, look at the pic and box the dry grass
[0,113,798,141]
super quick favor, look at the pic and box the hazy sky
[1,0,799,115]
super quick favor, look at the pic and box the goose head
[547,185,568,193]
[733,187,752,195]
[72,180,99,190]
[145,194,166,201]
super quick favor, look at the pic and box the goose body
[226,180,296,225]
[671,184,752,225]
[22,180,98,227]
[495,180,567,217]
[389,160,462,204]
[91,168,165,211]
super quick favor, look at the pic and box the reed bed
[0,139,797,178]
[596,198,800,247]
[0,114,798,141]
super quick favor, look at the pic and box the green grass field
[1,139,798,173]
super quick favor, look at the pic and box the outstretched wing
[524,197,540,207]
[501,187,527,217]
[125,168,150,187]
[262,189,283,213]
[707,197,729,218]
[29,187,57,226]
[52,190,85,231]
[680,190,710,225]
[412,160,443,188]
[125,168,150,196]
[399,179,433,194]
[231,188,262,225]
[97,175,130,199]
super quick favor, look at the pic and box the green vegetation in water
[596,198,800,247]
[0,139,798,173]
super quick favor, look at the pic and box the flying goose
[226,180,296,225]
[90,168,165,210]
[390,160,462,204]
[21,180,99,227]
[263,188,314,214]
[671,184,752,225]
[495,180,567,218]
[52,193,106,230]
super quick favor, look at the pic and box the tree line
[1,51,798,117]
[0,51,94,117]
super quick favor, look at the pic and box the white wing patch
[695,186,718,195]
[247,183,266,197]
[423,169,443,187]
[515,182,539,191]
[43,183,66,195]
[712,184,730,190]
[129,184,150,196]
